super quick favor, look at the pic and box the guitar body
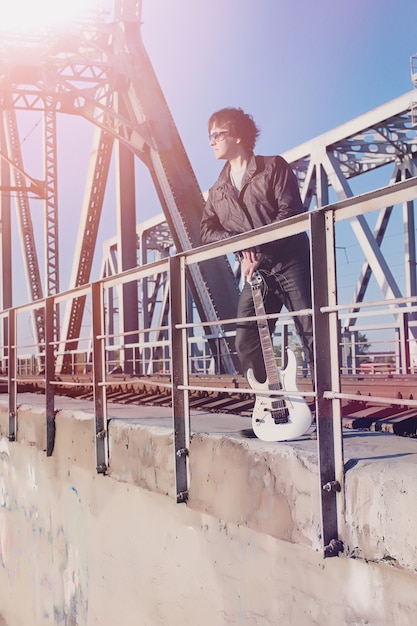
[248,348,312,442]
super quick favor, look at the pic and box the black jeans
[235,255,313,384]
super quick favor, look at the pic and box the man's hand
[241,248,261,282]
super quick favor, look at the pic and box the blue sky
[141,0,417,192]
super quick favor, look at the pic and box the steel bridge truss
[0,1,416,376]
[0,0,239,375]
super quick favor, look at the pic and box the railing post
[310,210,345,558]
[169,255,190,503]
[7,307,16,442]
[398,310,410,374]
[45,296,56,456]
[91,281,108,474]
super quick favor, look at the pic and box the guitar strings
[254,270,289,423]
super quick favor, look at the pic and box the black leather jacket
[200,153,309,265]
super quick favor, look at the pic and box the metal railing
[0,175,416,556]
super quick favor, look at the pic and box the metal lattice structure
[0,1,416,375]
[284,91,417,353]
[0,0,240,374]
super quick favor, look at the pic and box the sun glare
[0,0,105,32]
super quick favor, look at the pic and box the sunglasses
[208,130,229,143]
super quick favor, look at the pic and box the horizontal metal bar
[175,308,312,331]
[323,390,417,407]
[331,176,417,223]
[49,380,93,387]
[96,325,170,341]
[178,384,316,399]
[321,294,417,314]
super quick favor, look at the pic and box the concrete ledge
[0,403,97,471]
[344,456,417,569]
[7,403,47,449]
[54,409,96,471]
[188,432,321,549]
[1,399,417,574]
[108,419,175,497]
[1,398,417,624]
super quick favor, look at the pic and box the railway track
[10,372,417,439]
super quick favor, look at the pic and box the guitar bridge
[271,410,289,425]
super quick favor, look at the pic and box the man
[200,107,313,385]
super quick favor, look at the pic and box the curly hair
[208,107,260,152]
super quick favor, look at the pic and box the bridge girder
[0,3,416,374]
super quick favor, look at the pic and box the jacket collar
[217,153,257,187]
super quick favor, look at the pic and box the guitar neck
[251,276,281,387]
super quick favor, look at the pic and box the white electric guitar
[247,272,312,442]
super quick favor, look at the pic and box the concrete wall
[0,401,417,625]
